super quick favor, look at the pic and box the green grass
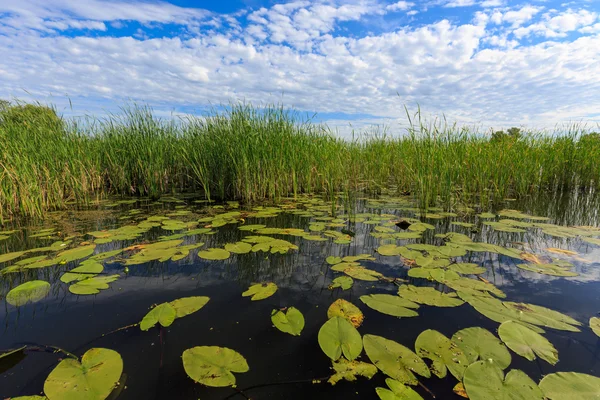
[1,101,600,221]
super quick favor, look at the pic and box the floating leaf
[69,275,119,295]
[182,346,249,387]
[498,321,558,365]
[327,299,364,328]
[360,294,419,318]
[140,303,177,331]
[448,263,486,275]
[6,280,50,306]
[318,316,363,361]
[224,242,252,254]
[238,224,266,231]
[502,302,581,332]
[444,277,506,298]
[343,254,376,262]
[328,358,377,385]
[398,285,464,307]
[363,334,430,385]
[415,329,470,379]
[451,327,511,369]
[516,263,578,277]
[170,296,210,318]
[539,372,600,399]
[56,245,96,263]
[590,317,600,337]
[477,212,496,218]
[242,282,278,301]
[376,378,424,400]
[60,260,103,283]
[44,348,123,400]
[343,266,383,281]
[198,248,231,260]
[271,307,304,336]
[329,276,354,290]
[326,256,343,265]
[463,360,543,400]
[378,244,402,256]
[0,251,26,263]
[453,382,468,398]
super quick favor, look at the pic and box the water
[1,193,600,399]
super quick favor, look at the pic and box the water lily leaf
[329,276,354,290]
[6,280,51,306]
[415,329,470,379]
[318,316,363,361]
[327,299,364,328]
[182,346,249,387]
[378,244,402,256]
[221,242,252,254]
[0,251,26,263]
[398,285,464,307]
[271,307,304,336]
[238,224,266,231]
[69,275,119,295]
[328,358,377,385]
[360,294,419,318]
[343,254,376,262]
[502,302,581,332]
[330,262,360,272]
[477,212,496,218]
[242,282,277,301]
[140,303,177,331]
[343,266,383,281]
[463,360,543,400]
[10,396,47,400]
[44,348,123,400]
[60,260,104,283]
[453,382,468,398]
[539,372,600,399]
[451,327,511,369]
[363,334,430,385]
[408,223,435,232]
[498,321,558,365]
[516,263,578,277]
[590,317,600,337]
[326,256,343,264]
[376,378,424,400]
[170,296,210,318]
[56,245,96,263]
[198,248,231,260]
[448,263,486,275]
[444,277,506,298]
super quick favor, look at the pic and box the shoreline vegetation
[1,100,599,221]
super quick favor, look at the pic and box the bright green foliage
[451,327,511,369]
[326,256,343,265]
[448,263,486,275]
[318,316,363,361]
[198,248,231,260]
[360,294,419,318]
[182,346,249,387]
[363,334,430,385]
[376,378,424,400]
[140,303,177,331]
[44,348,123,400]
[415,329,470,379]
[242,282,278,300]
[539,372,600,399]
[590,317,600,337]
[6,280,51,306]
[56,245,96,263]
[463,360,543,400]
[498,321,558,365]
[329,276,354,290]
[69,275,119,295]
[328,358,378,385]
[271,307,305,336]
[60,260,103,283]
[516,263,578,277]
[224,242,252,254]
[398,285,464,307]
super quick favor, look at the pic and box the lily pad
[6,280,51,306]
[463,360,543,400]
[498,321,558,365]
[170,296,210,318]
[343,266,383,281]
[328,358,378,385]
[140,303,177,331]
[539,372,600,399]
[198,248,231,260]
[360,294,419,318]
[182,346,249,387]
[60,260,104,283]
[326,256,343,265]
[451,327,511,369]
[271,307,304,336]
[398,285,464,307]
[448,263,486,275]
[327,299,364,328]
[329,276,354,290]
[224,242,252,254]
[590,317,600,337]
[516,263,578,277]
[56,245,96,263]
[376,378,424,400]
[415,329,470,379]
[44,348,123,400]
[69,275,119,295]
[318,316,363,361]
[242,282,278,301]
[363,334,430,385]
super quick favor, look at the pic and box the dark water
[2,193,600,399]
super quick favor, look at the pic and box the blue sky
[0,0,599,135]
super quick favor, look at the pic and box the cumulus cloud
[0,0,599,134]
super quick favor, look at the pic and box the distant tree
[0,103,63,132]
[491,127,522,143]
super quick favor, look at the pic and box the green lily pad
[238,224,266,231]
[376,378,424,400]
[398,285,464,307]
[415,329,470,379]
[451,327,511,369]
[360,294,419,318]
[327,299,364,328]
[463,360,543,400]
[328,358,377,385]
[326,256,343,265]
[224,242,252,254]
[516,263,578,277]
[170,296,210,318]
[444,277,506,298]
[590,317,600,337]
[343,254,376,262]
[60,260,104,283]
[242,282,278,301]
[498,321,558,365]
[343,266,383,281]
[198,248,231,260]
[318,316,363,361]
[182,346,249,387]
[44,348,123,400]
[477,212,496,218]
[363,334,430,385]
[378,244,402,256]
[68,275,119,295]
[6,280,51,306]
[329,276,354,290]
[0,251,27,263]
[448,263,486,275]
[10,396,47,400]
[271,307,304,336]
[539,372,600,399]
[140,303,177,331]
[56,245,96,263]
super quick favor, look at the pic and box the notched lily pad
[398,285,464,308]
[328,358,377,385]
[329,276,354,290]
[415,329,470,380]
[539,371,600,399]
[242,282,278,301]
[463,360,543,400]
[360,294,419,318]
[182,346,249,387]
[498,321,558,365]
[271,307,305,336]
[318,316,363,361]
[376,378,424,400]
[452,327,511,369]
[327,299,364,328]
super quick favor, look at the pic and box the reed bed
[1,101,599,221]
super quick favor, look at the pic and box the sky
[0,0,599,135]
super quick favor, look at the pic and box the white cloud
[386,1,415,12]
[444,0,477,8]
[514,9,598,38]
